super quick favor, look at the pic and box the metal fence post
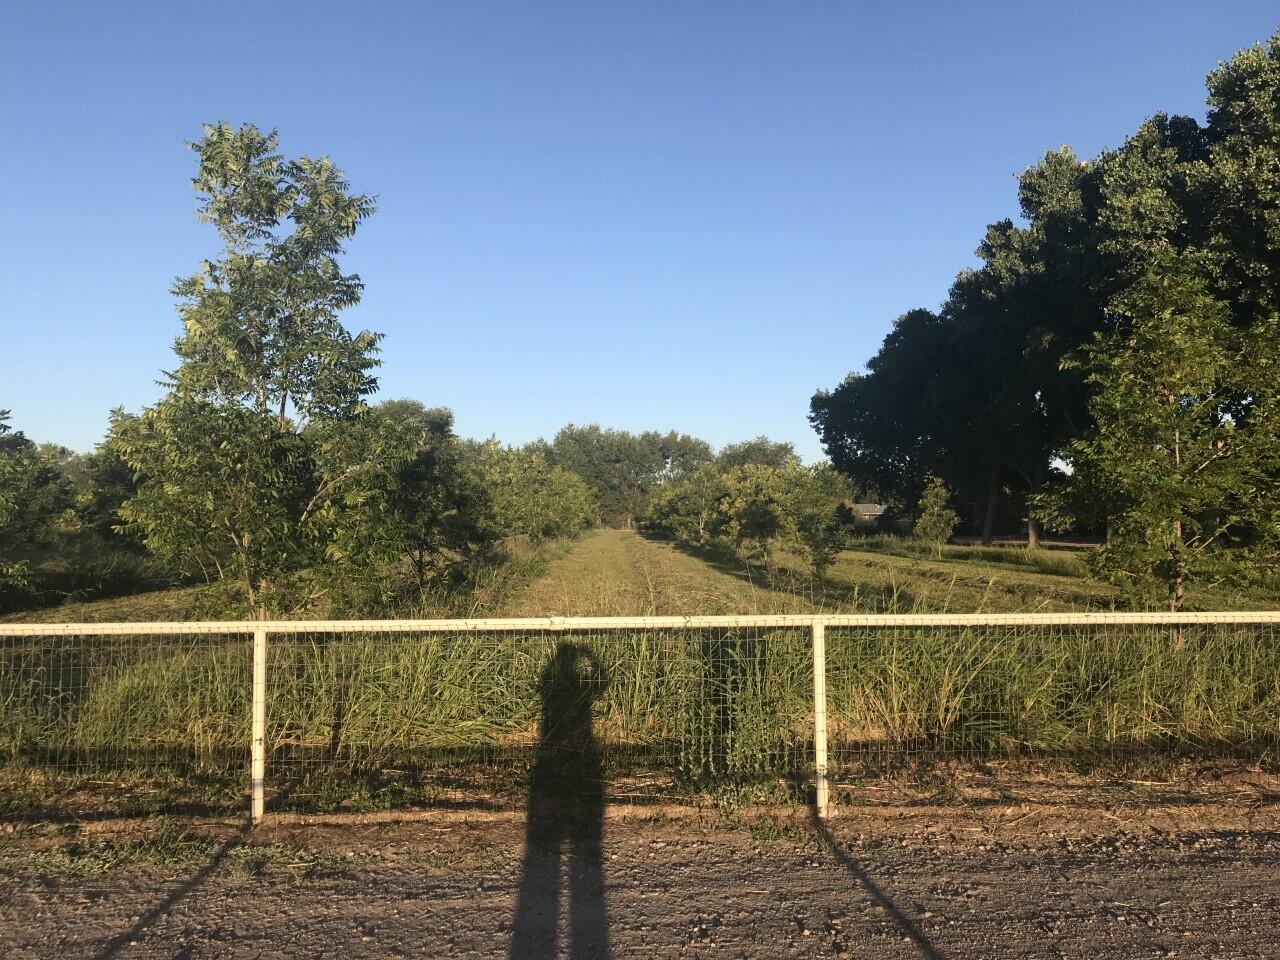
[251,625,267,823]
[812,619,830,818]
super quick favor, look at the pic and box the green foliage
[644,458,853,575]
[111,123,390,613]
[913,476,959,555]
[0,412,78,601]
[73,445,142,546]
[379,402,498,587]
[718,464,796,560]
[470,441,595,542]
[543,425,713,527]
[1042,255,1280,609]
[644,464,727,547]
[318,401,499,606]
[170,123,380,422]
[715,436,800,471]
[791,464,853,578]
[0,414,181,612]
[812,27,1280,572]
[1204,32,1280,329]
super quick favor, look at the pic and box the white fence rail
[3,612,1279,823]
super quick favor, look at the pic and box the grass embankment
[0,536,576,624]
[837,536,1280,612]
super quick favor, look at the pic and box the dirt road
[3,802,1278,959]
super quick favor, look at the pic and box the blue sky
[2,2,1277,460]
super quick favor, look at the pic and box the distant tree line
[810,31,1280,609]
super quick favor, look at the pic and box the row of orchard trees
[0,125,595,616]
[0,412,155,609]
[811,31,1280,609]
[643,443,856,579]
[0,123,842,615]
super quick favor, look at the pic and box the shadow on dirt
[510,642,611,959]
[94,824,250,960]
[809,809,946,959]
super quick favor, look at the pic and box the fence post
[251,625,267,824]
[812,619,830,818]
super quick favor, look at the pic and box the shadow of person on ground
[510,643,611,960]
[809,809,946,959]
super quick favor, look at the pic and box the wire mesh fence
[264,625,813,813]
[823,620,1280,795]
[0,627,251,818]
[1,614,1278,821]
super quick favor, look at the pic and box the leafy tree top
[168,122,381,427]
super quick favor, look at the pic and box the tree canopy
[811,29,1280,604]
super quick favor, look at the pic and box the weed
[0,820,381,881]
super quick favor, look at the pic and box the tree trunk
[411,549,427,591]
[1026,462,1045,550]
[240,536,258,614]
[1170,519,1186,614]
[981,467,1000,546]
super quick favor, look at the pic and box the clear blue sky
[2,2,1277,460]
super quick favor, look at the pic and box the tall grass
[3,621,1277,815]
[825,623,1280,762]
[265,628,814,789]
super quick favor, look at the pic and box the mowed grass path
[507,528,816,616]
[506,529,1124,615]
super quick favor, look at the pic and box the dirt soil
[2,794,1279,960]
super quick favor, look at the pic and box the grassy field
[2,530,1278,818]
[513,529,1279,615]
[5,527,1278,624]
[504,529,1114,615]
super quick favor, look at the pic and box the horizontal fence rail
[2,613,1278,823]
[4,611,1280,636]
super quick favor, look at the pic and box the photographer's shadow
[509,643,611,959]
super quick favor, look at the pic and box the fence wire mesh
[824,621,1280,791]
[264,626,813,812]
[0,629,250,818]
[1,616,1278,820]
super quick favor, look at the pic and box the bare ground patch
[3,767,1279,959]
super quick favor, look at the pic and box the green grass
[824,622,1280,759]
[4,618,1277,817]
[0,819,377,881]
[854,536,1092,578]
[0,581,228,624]
[2,529,1278,818]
